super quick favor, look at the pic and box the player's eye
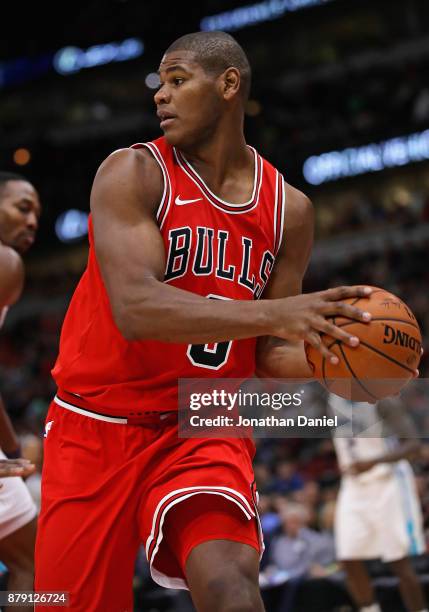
[173,77,184,86]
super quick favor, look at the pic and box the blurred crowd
[314,178,429,238]
[257,52,429,164]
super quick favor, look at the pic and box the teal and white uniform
[330,394,425,561]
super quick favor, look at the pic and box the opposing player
[330,393,428,612]
[0,172,40,608]
[35,32,374,611]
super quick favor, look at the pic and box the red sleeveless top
[52,137,286,416]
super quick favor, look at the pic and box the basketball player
[35,32,377,611]
[0,172,40,609]
[330,393,428,612]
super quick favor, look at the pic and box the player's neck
[178,125,251,189]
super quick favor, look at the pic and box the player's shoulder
[257,148,312,214]
[97,145,161,180]
[284,181,312,211]
[90,148,164,218]
[0,245,24,307]
[283,180,313,227]
[92,145,164,211]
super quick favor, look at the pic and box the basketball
[306,287,422,402]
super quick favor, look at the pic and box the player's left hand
[0,458,36,480]
[346,459,377,475]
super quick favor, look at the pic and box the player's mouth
[20,232,35,249]
[157,110,177,128]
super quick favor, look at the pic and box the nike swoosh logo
[175,196,203,206]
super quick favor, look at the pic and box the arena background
[1,0,429,610]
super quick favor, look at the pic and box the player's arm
[0,244,24,307]
[0,290,33,473]
[347,398,421,475]
[256,184,320,379]
[0,396,21,458]
[91,149,372,351]
[0,247,24,457]
[0,248,25,457]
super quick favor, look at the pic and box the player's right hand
[271,286,373,364]
[0,458,36,480]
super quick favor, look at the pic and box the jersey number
[186,295,233,370]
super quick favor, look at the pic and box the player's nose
[26,211,38,231]
[154,84,171,105]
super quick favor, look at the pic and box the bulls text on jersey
[164,226,275,299]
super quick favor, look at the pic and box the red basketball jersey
[52,137,286,416]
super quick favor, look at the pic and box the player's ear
[221,67,240,100]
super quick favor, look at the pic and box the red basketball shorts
[34,399,263,611]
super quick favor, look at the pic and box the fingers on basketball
[306,287,422,402]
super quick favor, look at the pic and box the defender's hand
[0,458,36,480]
[346,459,377,475]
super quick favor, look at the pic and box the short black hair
[166,31,251,101]
[0,172,28,198]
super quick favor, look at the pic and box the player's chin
[14,240,32,254]
[162,125,184,147]
[163,124,197,149]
